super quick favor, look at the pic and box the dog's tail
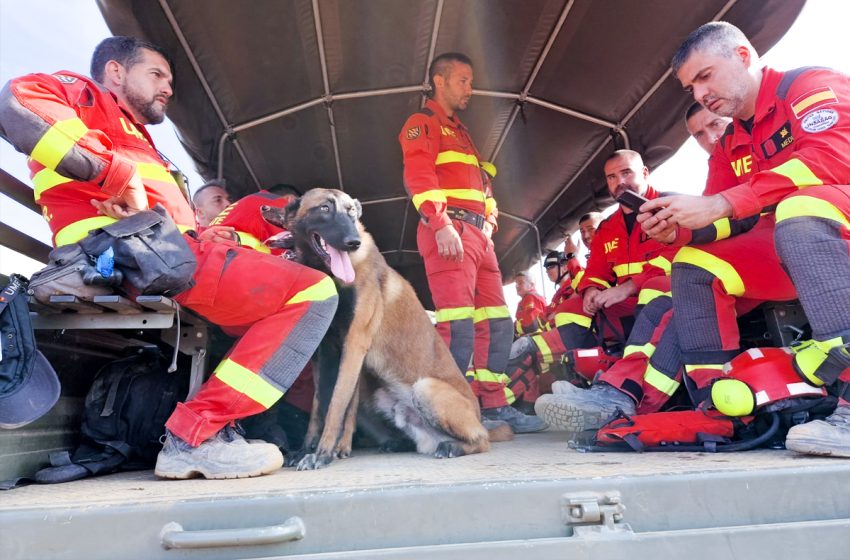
[483,420,514,442]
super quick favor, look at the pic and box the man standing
[192,179,231,227]
[640,22,850,456]
[399,52,544,432]
[0,37,338,478]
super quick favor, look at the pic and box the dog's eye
[320,204,330,213]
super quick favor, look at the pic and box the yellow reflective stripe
[612,262,647,277]
[776,195,850,229]
[571,270,584,291]
[287,275,337,305]
[644,364,680,396]
[684,364,724,373]
[624,342,655,358]
[435,150,479,167]
[473,305,511,323]
[474,368,508,384]
[532,334,552,363]
[770,158,822,188]
[412,189,447,210]
[32,168,72,200]
[554,312,592,329]
[674,246,745,296]
[714,217,731,240]
[484,197,496,216]
[176,224,193,234]
[443,188,486,203]
[647,256,672,274]
[587,276,611,289]
[637,288,669,306]
[480,161,497,178]
[54,216,117,246]
[435,306,474,322]
[504,385,516,405]
[31,117,88,170]
[214,359,282,408]
[236,231,271,253]
[136,161,178,185]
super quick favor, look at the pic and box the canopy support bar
[498,211,547,299]
[312,0,345,191]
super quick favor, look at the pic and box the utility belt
[446,206,486,230]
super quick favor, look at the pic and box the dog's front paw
[296,452,334,471]
[434,440,465,459]
[284,448,308,468]
[379,438,417,453]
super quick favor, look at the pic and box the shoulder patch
[801,108,839,133]
[406,126,421,140]
[53,73,77,84]
[791,86,838,119]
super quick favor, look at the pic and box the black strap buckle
[446,206,485,230]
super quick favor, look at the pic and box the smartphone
[616,190,651,213]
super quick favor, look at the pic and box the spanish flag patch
[791,86,838,119]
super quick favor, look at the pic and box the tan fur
[292,189,511,468]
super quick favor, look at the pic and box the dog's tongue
[328,245,355,283]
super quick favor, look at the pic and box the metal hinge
[561,491,633,538]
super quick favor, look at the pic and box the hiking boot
[155,427,283,480]
[482,405,548,433]
[534,383,635,439]
[785,405,850,457]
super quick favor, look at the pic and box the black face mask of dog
[261,190,362,283]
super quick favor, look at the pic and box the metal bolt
[613,513,623,522]
[570,506,583,518]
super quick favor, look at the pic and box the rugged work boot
[534,383,635,438]
[155,426,284,480]
[785,405,850,457]
[481,405,548,433]
[509,335,537,360]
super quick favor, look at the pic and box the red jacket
[711,67,850,217]
[515,290,547,336]
[0,71,195,246]
[577,187,672,294]
[399,99,497,231]
[210,190,295,254]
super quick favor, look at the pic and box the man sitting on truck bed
[0,36,339,479]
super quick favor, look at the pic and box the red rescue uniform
[399,98,513,409]
[514,290,547,337]
[0,71,338,446]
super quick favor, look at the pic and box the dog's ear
[352,198,362,220]
[283,197,302,226]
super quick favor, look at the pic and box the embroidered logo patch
[406,126,421,140]
[53,74,77,84]
[761,120,794,158]
[801,108,839,133]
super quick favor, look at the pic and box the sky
[1,0,849,304]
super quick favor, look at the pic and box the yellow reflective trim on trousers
[236,231,271,253]
[287,275,337,305]
[647,255,672,274]
[32,168,72,200]
[54,216,117,246]
[136,161,178,185]
[31,117,88,170]
[776,195,850,229]
[435,150,479,167]
[644,364,680,396]
[214,358,282,409]
[473,305,511,323]
[674,246,745,297]
[637,288,669,306]
[612,262,646,278]
[435,306,474,322]
[587,276,611,289]
[770,158,822,188]
[532,334,552,363]
[684,364,724,373]
[714,217,731,240]
[412,189,447,210]
[624,342,655,358]
[554,312,592,329]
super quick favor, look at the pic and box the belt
[446,206,485,230]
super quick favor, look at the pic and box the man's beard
[124,84,166,124]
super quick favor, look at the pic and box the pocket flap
[101,210,163,238]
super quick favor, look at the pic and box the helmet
[543,250,567,269]
[709,347,827,417]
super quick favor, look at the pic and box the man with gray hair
[640,21,850,456]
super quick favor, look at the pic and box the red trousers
[165,239,337,446]
[418,220,513,409]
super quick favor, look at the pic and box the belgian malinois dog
[261,188,511,470]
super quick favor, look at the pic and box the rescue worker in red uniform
[399,52,545,433]
[0,37,338,478]
[640,22,850,457]
[192,179,231,227]
[209,185,297,256]
[513,270,547,337]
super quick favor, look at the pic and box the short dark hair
[604,149,643,167]
[671,22,750,74]
[192,179,228,205]
[427,52,473,98]
[90,36,172,83]
[578,211,603,224]
[685,101,706,121]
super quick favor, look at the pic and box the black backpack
[35,348,188,483]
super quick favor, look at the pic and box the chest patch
[760,120,794,158]
[801,109,839,133]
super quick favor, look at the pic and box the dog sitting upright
[262,188,511,470]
